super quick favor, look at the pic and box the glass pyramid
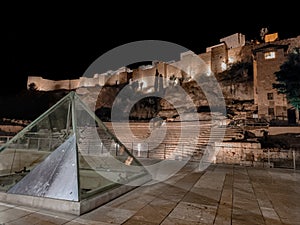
[0,91,150,207]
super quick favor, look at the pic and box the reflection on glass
[0,92,150,202]
[75,97,148,199]
[0,96,72,193]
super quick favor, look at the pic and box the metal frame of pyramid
[0,91,151,215]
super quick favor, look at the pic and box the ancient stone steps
[76,123,244,160]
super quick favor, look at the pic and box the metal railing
[0,136,13,145]
[0,135,63,152]
[264,148,299,170]
[2,134,298,170]
[77,140,200,160]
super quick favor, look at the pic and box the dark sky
[3,19,300,96]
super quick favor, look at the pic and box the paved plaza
[0,161,299,225]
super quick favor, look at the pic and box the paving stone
[0,208,33,223]
[0,164,299,225]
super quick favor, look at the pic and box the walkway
[0,162,299,224]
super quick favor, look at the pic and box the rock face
[74,64,256,121]
[78,84,162,121]
[129,97,161,120]
[76,82,214,121]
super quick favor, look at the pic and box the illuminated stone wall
[26,33,248,92]
[227,47,243,64]
[253,45,289,121]
[220,33,246,49]
[215,142,263,165]
[131,64,157,91]
[211,44,228,74]
[215,141,300,166]
[105,71,129,86]
[26,34,300,121]
[130,62,182,91]
[27,76,80,91]
[79,76,106,87]
[198,51,211,72]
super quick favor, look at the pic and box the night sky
[3,19,300,96]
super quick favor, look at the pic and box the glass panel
[8,134,78,201]
[74,94,149,200]
[0,95,73,193]
[0,91,150,202]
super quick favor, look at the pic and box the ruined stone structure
[200,33,246,75]
[26,33,247,92]
[26,33,300,123]
[27,67,132,91]
[27,76,80,91]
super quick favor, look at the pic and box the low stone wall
[214,141,300,168]
[269,126,300,135]
[214,141,263,165]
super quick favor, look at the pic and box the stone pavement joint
[0,162,299,225]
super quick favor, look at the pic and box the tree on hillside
[273,47,300,111]
[28,82,37,91]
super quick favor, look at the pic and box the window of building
[268,108,275,116]
[267,93,273,100]
[264,51,276,59]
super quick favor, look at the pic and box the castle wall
[130,62,169,91]
[26,34,300,120]
[25,33,250,93]
[132,64,156,91]
[79,76,106,87]
[198,51,211,74]
[27,76,80,91]
[253,46,288,121]
[220,33,245,49]
[227,47,243,64]
[105,71,129,86]
[178,51,210,78]
[166,63,183,78]
[211,44,228,74]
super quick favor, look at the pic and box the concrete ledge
[0,192,80,214]
[80,174,152,215]
[0,174,152,215]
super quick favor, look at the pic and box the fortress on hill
[27,32,300,123]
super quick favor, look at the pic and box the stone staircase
[1,122,244,162]
[100,121,244,161]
